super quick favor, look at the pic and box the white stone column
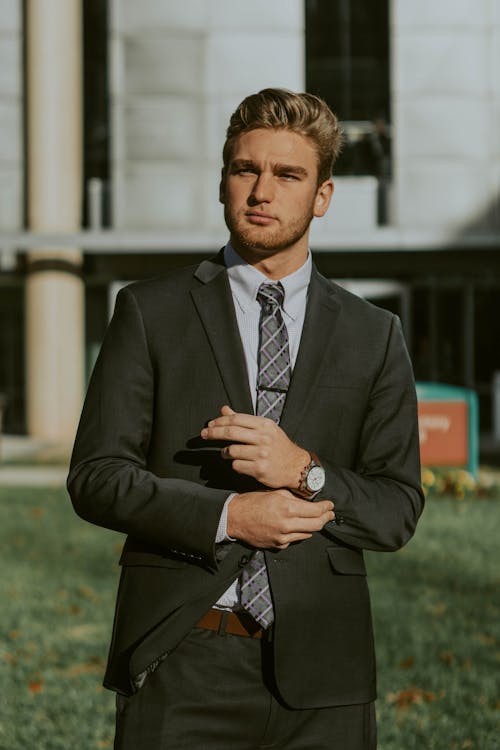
[25,0,84,443]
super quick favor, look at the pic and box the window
[306,0,390,177]
[83,0,110,226]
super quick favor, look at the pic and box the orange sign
[418,401,468,466]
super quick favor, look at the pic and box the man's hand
[227,489,335,549]
[201,405,310,490]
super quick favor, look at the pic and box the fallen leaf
[69,604,82,615]
[97,738,113,749]
[427,602,447,617]
[28,680,43,694]
[65,623,99,640]
[9,630,20,640]
[399,656,415,669]
[476,633,495,646]
[65,656,106,678]
[31,507,44,518]
[386,687,437,710]
[439,650,454,666]
[79,585,99,602]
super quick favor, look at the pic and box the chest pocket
[327,547,366,576]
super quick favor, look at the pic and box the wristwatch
[297,452,326,499]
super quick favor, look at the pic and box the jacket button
[238,555,250,567]
[336,516,344,525]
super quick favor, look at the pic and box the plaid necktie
[240,282,291,628]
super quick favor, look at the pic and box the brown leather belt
[195,608,263,639]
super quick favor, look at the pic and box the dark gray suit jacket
[67,252,424,709]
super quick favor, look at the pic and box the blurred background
[0,0,499,462]
[1,4,499,748]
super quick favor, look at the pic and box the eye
[232,165,258,177]
[279,173,300,182]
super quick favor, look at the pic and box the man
[68,88,424,749]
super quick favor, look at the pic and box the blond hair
[222,88,343,184]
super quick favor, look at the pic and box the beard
[224,203,315,256]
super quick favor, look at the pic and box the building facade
[1,0,500,453]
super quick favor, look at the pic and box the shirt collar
[224,242,311,321]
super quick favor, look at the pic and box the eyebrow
[230,159,309,177]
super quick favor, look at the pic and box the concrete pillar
[25,0,84,442]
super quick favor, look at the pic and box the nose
[249,172,274,205]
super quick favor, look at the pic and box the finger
[286,512,335,533]
[220,404,236,416]
[208,413,269,430]
[221,447,262,462]
[203,425,262,444]
[290,499,334,518]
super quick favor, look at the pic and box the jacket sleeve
[320,315,424,552]
[67,287,230,569]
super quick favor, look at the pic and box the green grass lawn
[366,499,499,750]
[0,487,498,750]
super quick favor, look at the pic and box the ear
[313,178,334,218]
[219,168,226,204]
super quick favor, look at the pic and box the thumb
[221,404,235,416]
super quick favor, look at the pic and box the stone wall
[109,0,304,232]
[392,0,500,232]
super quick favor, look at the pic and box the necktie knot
[257,282,285,311]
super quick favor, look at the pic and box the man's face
[220,128,333,262]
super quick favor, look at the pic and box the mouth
[245,211,277,226]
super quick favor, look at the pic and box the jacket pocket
[326,546,366,575]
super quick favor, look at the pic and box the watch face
[307,465,325,492]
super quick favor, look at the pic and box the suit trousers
[114,626,377,750]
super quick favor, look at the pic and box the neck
[230,240,309,281]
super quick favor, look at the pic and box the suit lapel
[279,266,342,439]
[191,253,254,415]
[191,255,341,432]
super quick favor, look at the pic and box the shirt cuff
[215,493,237,543]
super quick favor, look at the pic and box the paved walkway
[0,435,68,487]
[0,464,68,487]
